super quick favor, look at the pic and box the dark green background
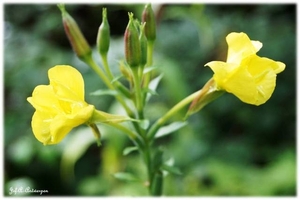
[4,3,296,196]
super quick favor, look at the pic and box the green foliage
[4,3,295,196]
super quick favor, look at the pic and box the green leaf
[113,172,139,182]
[143,66,157,74]
[146,74,163,101]
[111,75,123,84]
[155,121,188,138]
[123,146,138,156]
[90,89,118,96]
[161,164,182,175]
[143,88,158,96]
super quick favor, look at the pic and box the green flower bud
[142,4,156,42]
[57,4,92,61]
[97,8,110,57]
[124,13,141,68]
[139,22,148,66]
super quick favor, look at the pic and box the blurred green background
[4,3,296,196]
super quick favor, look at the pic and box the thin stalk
[147,90,201,141]
[143,141,153,195]
[132,67,144,119]
[106,122,144,149]
[83,55,133,116]
[131,66,155,195]
[143,41,154,90]
[146,40,154,67]
[101,53,114,80]
[101,53,131,98]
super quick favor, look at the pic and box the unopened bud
[142,4,156,42]
[124,13,141,68]
[58,4,92,61]
[97,8,110,57]
[139,23,148,66]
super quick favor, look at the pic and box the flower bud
[124,13,141,68]
[142,4,156,42]
[57,4,92,61]
[97,8,110,57]
[139,22,148,66]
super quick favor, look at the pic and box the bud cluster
[124,4,156,69]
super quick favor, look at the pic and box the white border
[1,1,298,199]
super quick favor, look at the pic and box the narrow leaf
[155,121,188,138]
[146,74,163,101]
[111,75,123,84]
[143,66,157,74]
[161,164,182,175]
[123,146,138,156]
[143,88,158,96]
[90,89,118,96]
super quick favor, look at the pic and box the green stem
[143,41,154,91]
[84,55,113,89]
[101,53,131,98]
[147,90,201,141]
[143,142,153,195]
[132,67,144,119]
[83,55,133,116]
[101,53,114,80]
[87,123,101,146]
[147,41,154,67]
[130,66,155,195]
[106,122,144,149]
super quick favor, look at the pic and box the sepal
[186,78,224,118]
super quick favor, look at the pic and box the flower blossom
[27,65,94,145]
[205,32,285,105]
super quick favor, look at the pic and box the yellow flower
[205,32,285,105]
[27,65,94,145]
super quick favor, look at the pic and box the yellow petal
[31,111,56,145]
[31,104,94,145]
[246,55,283,77]
[203,32,285,106]
[28,65,95,145]
[27,85,60,114]
[205,61,238,87]
[224,55,277,105]
[48,104,94,144]
[251,40,263,52]
[220,64,259,104]
[48,65,85,101]
[226,32,262,64]
[273,61,285,74]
